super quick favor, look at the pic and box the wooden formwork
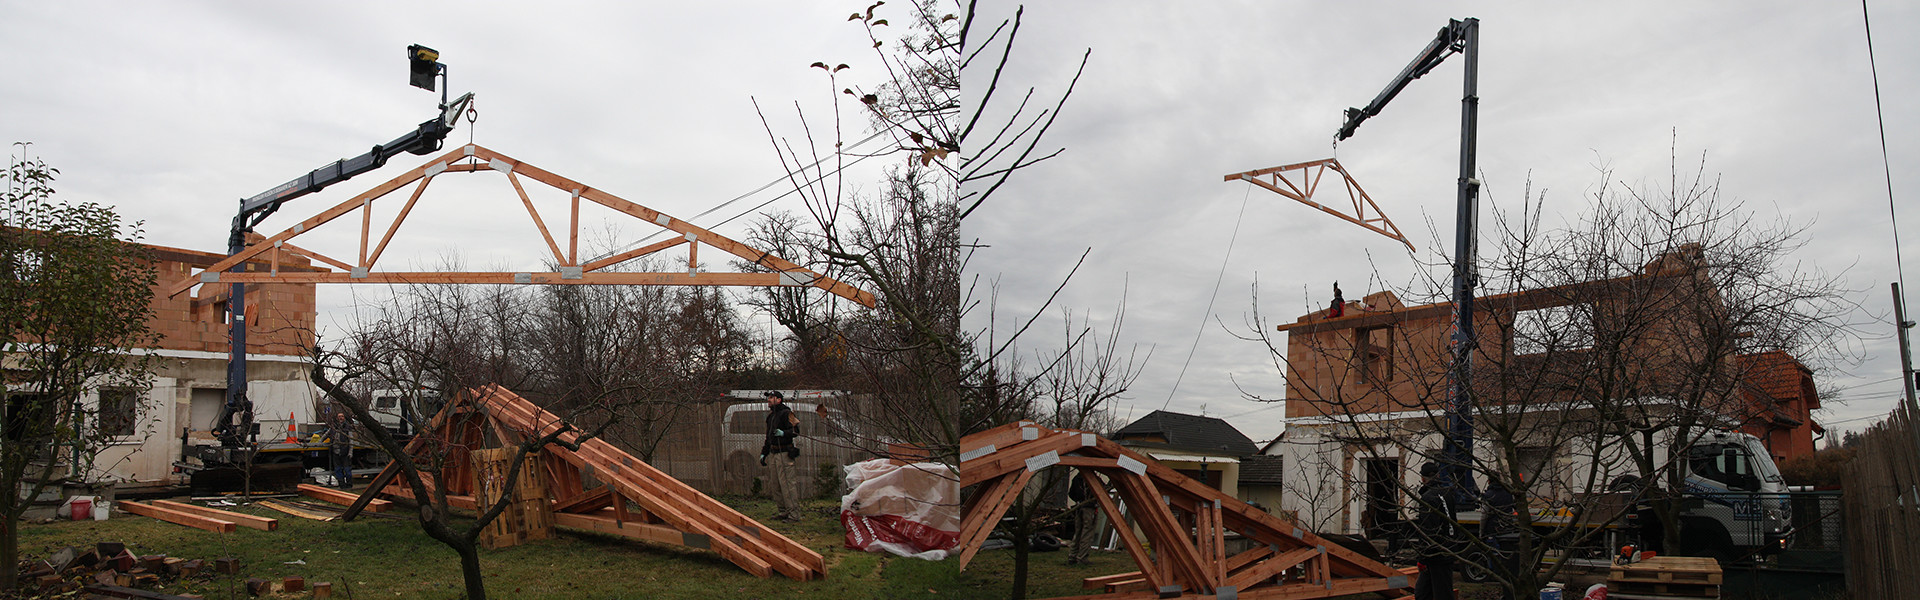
[958,422,1412,600]
[347,385,826,581]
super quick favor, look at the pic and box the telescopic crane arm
[1335,19,1475,142]
[211,45,471,450]
[1331,18,1483,506]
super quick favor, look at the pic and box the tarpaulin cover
[840,459,960,560]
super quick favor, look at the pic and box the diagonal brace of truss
[1224,158,1414,252]
[165,144,875,307]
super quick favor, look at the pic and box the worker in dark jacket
[1482,478,1518,600]
[1413,462,1460,600]
[327,412,354,489]
[759,392,802,520]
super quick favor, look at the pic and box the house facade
[1266,248,1820,535]
[6,237,323,489]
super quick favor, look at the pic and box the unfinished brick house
[6,237,323,490]
[1260,247,1818,534]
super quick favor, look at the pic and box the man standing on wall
[759,391,802,521]
[327,411,354,489]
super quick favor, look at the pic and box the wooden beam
[119,501,235,533]
[148,500,278,531]
[198,270,790,287]
[581,238,686,273]
[506,171,568,265]
[366,175,435,268]
[299,484,390,512]
[1077,468,1166,591]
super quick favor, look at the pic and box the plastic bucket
[93,501,109,521]
[69,497,92,521]
[1539,587,1563,600]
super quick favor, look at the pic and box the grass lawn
[14,495,1007,600]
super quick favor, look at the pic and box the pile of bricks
[13,542,336,599]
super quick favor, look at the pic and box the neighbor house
[1112,410,1256,498]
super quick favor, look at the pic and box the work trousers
[331,448,352,488]
[766,453,801,518]
[1414,561,1454,600]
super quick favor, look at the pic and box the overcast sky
[962,1,1920,444]
[1,2,896,349]
[6,2,1917,448]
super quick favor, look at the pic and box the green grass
[15,496,1014,600]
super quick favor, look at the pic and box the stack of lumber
[1607,556,1722,599]
[958,421,1412,600]
[349,384,826,581]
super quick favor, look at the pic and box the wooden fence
[1841,407,1920,598]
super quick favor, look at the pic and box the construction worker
[1413,462,1461,600]
[1482,478,1518,600]
[759,391,802,521]
[327,412,354,489]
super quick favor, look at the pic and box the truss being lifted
[1223,158,1413,252]
[958,422,1411,600]
[164,144,874,307]
[345,385,827,581]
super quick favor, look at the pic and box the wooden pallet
[1610,556,1722,584]
[958,422,1412,600]
[1609,556,1722,599]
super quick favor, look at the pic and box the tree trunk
[457,541,487,600]
[1,516,18,594]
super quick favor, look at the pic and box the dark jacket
[1482,482,1517,541]
[1414,481,1463,564]
[761,403,799,457]
[326,418,353,453]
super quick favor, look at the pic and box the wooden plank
[119,501,236,533]
[552,511,693,547]
[365,176,434,268]
[955,469,1032,570]
[299,484,390,512]
[552,486,615,514]
[148,500,278,531]
[1076,468,1166,591]
[255,499,336,521]
[1226,547,1319,590]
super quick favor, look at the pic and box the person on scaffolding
[327,411,355,489]
[759,391,803,521]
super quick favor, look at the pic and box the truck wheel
[1459,553,1493,583]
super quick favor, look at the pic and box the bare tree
[310,277,681,600]
[1242,148,1858,597]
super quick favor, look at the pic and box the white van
[718,390,859,493]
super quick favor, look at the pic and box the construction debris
[11,540,237,599]
[349,384,828,580]
[959,422,1414,600]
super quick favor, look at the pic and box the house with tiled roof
[1112,410,1256,496]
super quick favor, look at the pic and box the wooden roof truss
[345,384,826,581]
[958,422,1411,600]
[164,144,874,307]
[1224,158,1414,252]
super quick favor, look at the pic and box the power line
[1161,184,1255,412]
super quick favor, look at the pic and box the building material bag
[840,459,960,560]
